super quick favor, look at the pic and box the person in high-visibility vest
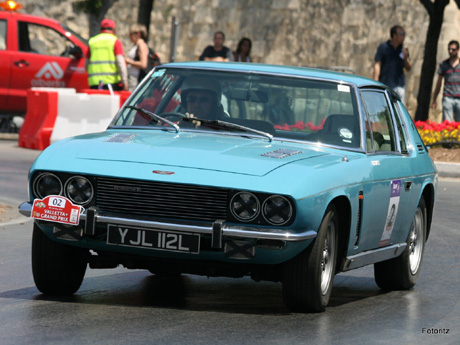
[86,19,128,91]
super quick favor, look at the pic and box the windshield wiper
[125,106,180,133]
[181,117,273,142]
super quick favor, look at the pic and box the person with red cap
[86,19,128,90]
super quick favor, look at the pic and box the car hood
[43,130,331,177]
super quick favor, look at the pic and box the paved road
[0,140,40,203]
[0,140,459,345]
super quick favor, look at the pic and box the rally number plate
[107,225,200,254]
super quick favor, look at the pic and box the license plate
[107,225,200,254]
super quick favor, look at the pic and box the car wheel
[282,205,338,312]
[32,223,88,295]
[374,196,427,290]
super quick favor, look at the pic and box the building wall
[19,0,460,120]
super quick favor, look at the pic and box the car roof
[160,61,386,89]
[0,11,61,25]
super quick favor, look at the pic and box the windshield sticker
[379,180,401,247]
[337,84,350,93]
[339,128,353,139]
[32,195,83,225]
[152,69,166,78]
[105,133,137,143]
[261,148,302,159]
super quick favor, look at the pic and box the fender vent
[354,191,363,247]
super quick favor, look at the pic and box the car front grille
[96,177,229,222]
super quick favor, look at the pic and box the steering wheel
[160,112,187,122]
[60,46,70,57]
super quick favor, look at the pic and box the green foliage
[164,4,174,20]
[75,0,104,15]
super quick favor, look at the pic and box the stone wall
[18,0,460,120]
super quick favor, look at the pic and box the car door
[357,89,413,251]
[8,19,88,112]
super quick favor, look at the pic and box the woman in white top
[125,24,149,91]
[233,37,252,62]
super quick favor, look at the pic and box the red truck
[0,1,88,131]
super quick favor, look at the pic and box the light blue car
[19,62,437,312]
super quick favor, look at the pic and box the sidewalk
[0,198,24,227]
[433,161,460,179]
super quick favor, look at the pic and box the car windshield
[112,67,361,148]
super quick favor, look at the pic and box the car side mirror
[69,45,83,59]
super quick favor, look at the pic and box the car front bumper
[18,202,317,249]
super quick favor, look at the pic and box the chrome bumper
[19,202,316,248]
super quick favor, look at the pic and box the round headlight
[65,176,94,205]
[230,192,260,222]
[34,173,62,199]
[262,195,293,225]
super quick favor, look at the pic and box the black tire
[282,205,338,312]
[374,196,427,290]
[32,223,88,295]
[0,115,19,133]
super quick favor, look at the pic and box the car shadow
[0,270,389,315]
[328,274,389,308]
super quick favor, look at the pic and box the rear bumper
[19,202,316,248]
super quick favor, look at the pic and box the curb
[0,202,17,225]
[0,133,19,140]
[0,201,27,226]
[434,162,460,179]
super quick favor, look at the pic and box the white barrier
[50,92,120,145]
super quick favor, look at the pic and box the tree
[415,0,460,121]
[137,0,155,43]
[76,0,155,41]
[75,0,118,38]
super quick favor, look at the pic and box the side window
[392,101,409,154]
[0,20,6,50]
[361,91,396,152]
[18,22,71,56]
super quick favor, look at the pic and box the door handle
[14,60,30,67]
[404,181,412,191]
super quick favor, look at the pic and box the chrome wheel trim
[409,207,424,274]
[320,220,336,295]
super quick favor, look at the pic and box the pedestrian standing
[431,40,460,122]
[233,37,252,62]
[125,24,149,91]
[373,25,412,102]
[86,19,128,91]
[199,31,234,62]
